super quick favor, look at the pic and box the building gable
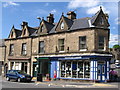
[91,7,110,28]
[8,26,17,39]
[21,25,30,37]
[38,20,48,34]
[55,15,72,32]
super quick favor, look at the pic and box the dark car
[6,70,33,82]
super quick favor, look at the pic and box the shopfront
[36,55,111,82]
[8,58,31,74]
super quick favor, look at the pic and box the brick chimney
[47,13,54,24]
[67,11,76,20]
[21,21,28,29]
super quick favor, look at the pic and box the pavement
[32,77,119,88]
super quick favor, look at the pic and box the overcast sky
[1,0,119,47]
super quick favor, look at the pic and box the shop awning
[35,57,49,60]
[58,57,89,60]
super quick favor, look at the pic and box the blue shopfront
[35,55,112,82]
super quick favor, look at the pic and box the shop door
[98,64,105,82]
[33,62,37,77]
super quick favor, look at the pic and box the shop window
[9,44,14,55]
[21,43,27,55]
[21,62,27,73]
[60,61,90,79]
[39,41,45,53]
[84,61,90,78]
[61,62,65,77]
[98,36,105,50]
[10,62,14,70]
[72,61,77,78]
[79,36,87,50]
[66,62,71,78]
[58,39,64,51]
[78,61,83,78]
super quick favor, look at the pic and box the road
[1,76,119,89]
[1,76,71,88]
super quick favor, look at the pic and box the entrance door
[98,64,105,82]
[33,62,37,77]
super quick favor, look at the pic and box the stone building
[5,7,112,82]
[0,39,6,75]
[109,48,120,67]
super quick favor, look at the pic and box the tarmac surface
[1,76,119,88]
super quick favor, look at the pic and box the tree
[113,44,120,49]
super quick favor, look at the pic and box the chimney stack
[21,21,28,29]
[67,11,76,20]
[47,13,54,24]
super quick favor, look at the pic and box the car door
[10,70,18,79]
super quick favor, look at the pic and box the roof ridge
[75,17,90,20]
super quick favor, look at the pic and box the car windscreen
[17,71,27,74]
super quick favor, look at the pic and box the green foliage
[113,44,120,49]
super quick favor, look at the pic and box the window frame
[58,39,65,52]
[38,41,45,54]
[60,22,64,30]
[21,43,27,55]
[79,36,87,51]
[40,25,44,32]
[98,36,105,50]
[9,44,14,55]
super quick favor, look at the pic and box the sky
[1,0,119,48]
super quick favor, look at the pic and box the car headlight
[21,75,25,78]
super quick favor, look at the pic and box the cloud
[67,0,110,15]
[50,9,57,13]
[87,5,110,15]
[3,1,20,8]
[109,34,118,47]
[115,17,120,25]
[67,0,99,9]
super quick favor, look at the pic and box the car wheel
[17,78,21,82]
[6,77,10,81]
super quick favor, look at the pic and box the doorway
[33,62,37,77]
[98,61,106,82]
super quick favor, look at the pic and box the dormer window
[23,29,26,35]
[41,25,44,32]
[11,32,13,38]
[100,16,104,25]
[61,22,64,30]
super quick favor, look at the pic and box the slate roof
[43,20,55,32]
[14,29,22,38]
[27,26,38,35]
[90,10,100,25]
[63,16,73,29]
[70,17,90,30]
[7,7,109,39]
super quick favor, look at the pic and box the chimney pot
[47,13,54,24]
[67,11,76,20]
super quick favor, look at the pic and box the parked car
[6,70,33,82]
